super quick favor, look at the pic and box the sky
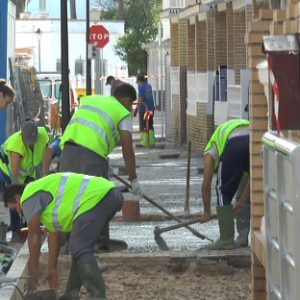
[27,0,116,19]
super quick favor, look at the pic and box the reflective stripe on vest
[21,172,116,232]
[69,117,111,150]
[60,96,130,158]
[53,174,93,231]
[80,105,118,143]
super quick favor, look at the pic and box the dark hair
[136,74,146,82]
[3,184,26,207]
[113,83,137,102]
[0,79,15,99]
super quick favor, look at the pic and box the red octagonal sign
[89,25,110,49]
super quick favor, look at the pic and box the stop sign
[89,25,110,49]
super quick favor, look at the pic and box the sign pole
[95,47,101,94]
[86,0,92,95]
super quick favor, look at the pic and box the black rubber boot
[59,259,82,300]
[77,256,107,299]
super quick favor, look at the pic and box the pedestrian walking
[105,75,124,95]
[135,74,156,147]
[200,119,250,249]
[4,172,124,300]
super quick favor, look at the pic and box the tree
[114,0,161,75]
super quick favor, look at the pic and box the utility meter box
[262,35,300,130]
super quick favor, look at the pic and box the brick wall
[188,21,196,71]
[233,9,246,84]
[196,19,207,72]
[187,102,214,152]
[171,23,179,66]
[227,3,234,70]
[206,10,215,71]
[214,11,227,69]
[247,8,273,300]
[178,19,189,67]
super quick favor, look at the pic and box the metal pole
[159,21,164,139]
[60,0,70,132]
[86,0,92,95]
[184,141,191,213]
[95,47,101,94]
[0,1,8,144]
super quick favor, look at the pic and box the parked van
[36,72,77,133]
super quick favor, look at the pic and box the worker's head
[113,83,137,111]
[0,79,15,109]
[3,184,26,214]
[136,74,146,85]
[21,121,38,146]
[106,75,115,86]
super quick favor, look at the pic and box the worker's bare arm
[46,231,61,288]
[10,152,22,183]
[200,154,215,223]
[120,130,137,181]
[42,147,54,176]
[27,212,42,291]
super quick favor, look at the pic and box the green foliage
[101,8,119,20]
[114,0,162,75]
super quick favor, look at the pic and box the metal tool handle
[113,173,212,241]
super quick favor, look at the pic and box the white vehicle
[36,72,78,133]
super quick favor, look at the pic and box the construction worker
[199,119,250,249]
[0,79,15,109]
[135,74,155,147]
[59,83,141,250]
[105,75,124,95]
[4,172,124,299]
[0,121,49,241]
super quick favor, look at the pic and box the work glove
[130,178,142,196]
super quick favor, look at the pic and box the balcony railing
[163,0,198,10]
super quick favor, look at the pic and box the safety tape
[267,55,281,136]
[98,75,166,80]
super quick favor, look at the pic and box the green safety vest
[21,172,116,232]
[60,95,131,158]
[204,119,249,170]
[0,127,49,183]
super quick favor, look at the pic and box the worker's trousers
[69,189,124,261]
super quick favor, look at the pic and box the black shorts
[216,135,249,206]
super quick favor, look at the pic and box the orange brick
[245,33,264,44]
[258,9,273,20]
[270,21,284,35]
[273,9,286,21]
[249,20,271,32]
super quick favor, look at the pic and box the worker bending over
[200,119,250,250]
[4,172,124,300]
[59,83,141,250]
[0,121,49,241]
